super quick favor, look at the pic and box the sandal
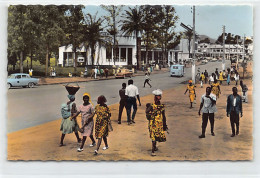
[59,143,65,147]
[151,152,156,156]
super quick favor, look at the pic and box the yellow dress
[200,74,205,81]
[219,72,224,81]
[149,104,166,142]
[211,83,220,98]
[187,85,195,102]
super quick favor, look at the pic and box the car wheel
[7,83,11,89]
[28,82,34,88]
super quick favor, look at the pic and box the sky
[83,5,253,40]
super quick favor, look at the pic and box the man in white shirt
[125,79,141,125]
[198,87,217,138]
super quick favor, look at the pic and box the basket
[65,83,80,95]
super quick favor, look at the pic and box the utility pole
[222,25,225,71]
[242,34,245,79]
[236,36,239,69]
[192,6,196,84]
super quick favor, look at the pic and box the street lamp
[192,6,196,84]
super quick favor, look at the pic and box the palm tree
[183,30,193,58]
[83,13,111,66]
[120,6,143,69]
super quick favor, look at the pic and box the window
[172,66,178,69]
[22,75,27,78]
[115,48,119,62]
[16,75,21,79]
[120,48,126,62]
[106,48,112,62]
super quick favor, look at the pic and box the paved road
[7,61,230,133]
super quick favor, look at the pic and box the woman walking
[146,89,168,156]
[72,93,96,152]
[219,71,224,85]
[93,95,111,155]
[200,72,205,88]
[234,72,240,86]
[227,71,231,85]
[60,95,81,146]
[184,80,196,108]
[211,79,221,99]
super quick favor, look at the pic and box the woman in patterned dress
[72,93,96,152]
[184,80,196,108]
[211,79,221,98]
[93,95,111,155]
[146,89,168,156]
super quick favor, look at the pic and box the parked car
[201,59,208,64]
[7,73,39,89]
[211,58,218,62]
[115,69,133,79]
[170,64,184,77]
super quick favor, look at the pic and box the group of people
[199,67,240,88]
[198,86,243,138]
[185,66,245,138]
[60,92,111,155]
[60,78,168,156]
[89,67,109,79]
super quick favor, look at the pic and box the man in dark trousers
[204,70,208,84]
[143,73,152,88]
[198,87,217,138]
[125,79,141,125]
[226,87,243,137]
[118,83,127,124]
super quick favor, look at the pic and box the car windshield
[8,74,16,79]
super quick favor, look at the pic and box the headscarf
[67,95,75,101]
[152,89,163,96]
[83,92,92,104]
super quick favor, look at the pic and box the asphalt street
[7,61,230,133]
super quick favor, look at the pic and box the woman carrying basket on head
[146,89,168,156]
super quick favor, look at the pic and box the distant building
[58,36,137,67]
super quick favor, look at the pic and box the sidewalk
[8,62,253,161]
[38,68,169,85]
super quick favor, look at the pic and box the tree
[155,5,180,65]
[182,30,193,58]
[82,13,109,66]
[141,5,159,65]
[199,37,210,44]
[64,5,84,72]
[8,5,29,73]
[37,5,67,76]
[120,6,143,69]
[101,5,124,65]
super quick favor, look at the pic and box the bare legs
[80,135,96,149]
[94,136,108,155]
[151,141,158,156]
[60,131,81,146]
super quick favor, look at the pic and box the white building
[198,43,245,59]
[58,36,137,67]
